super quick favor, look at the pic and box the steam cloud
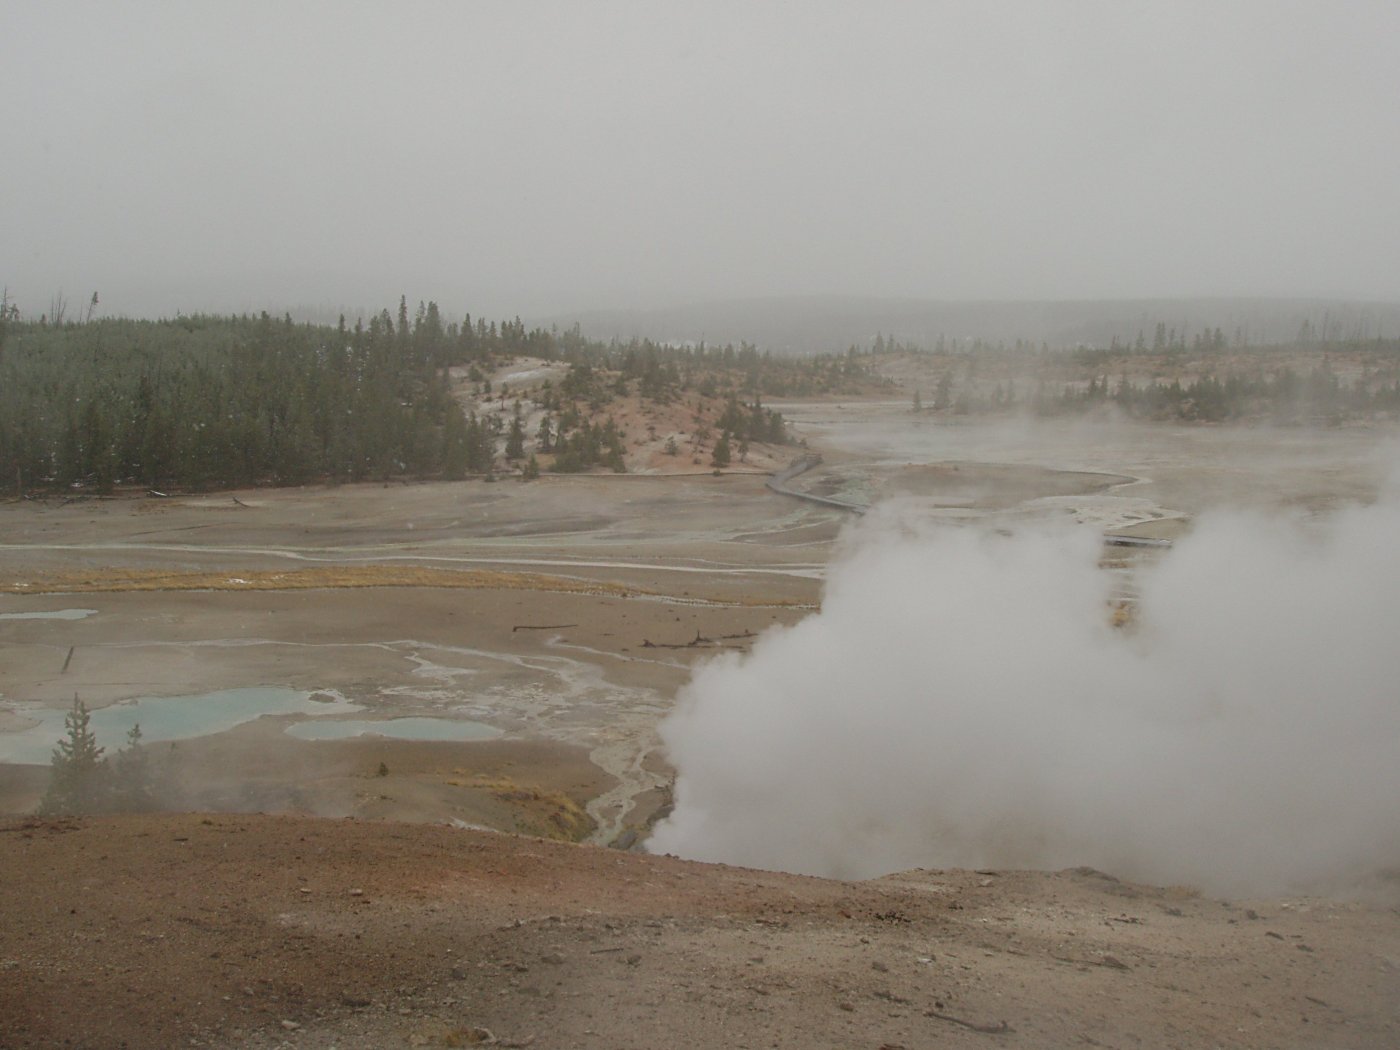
[650,481,1400,896]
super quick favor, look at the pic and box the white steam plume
[649,484,1400,896]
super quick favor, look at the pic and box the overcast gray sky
[4,1,1398,320]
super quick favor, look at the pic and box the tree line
[909,357,1400,425]
[0,297,861,494]
[1035,366,1400,423]
[1,307,489,492]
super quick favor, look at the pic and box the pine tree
[711,433,731,468]
[40,696,107,815]
[505,414,526,460]
[442,404,470,479]
[934,373,953,410]
[110,723,155,811]
[0,286,10,362]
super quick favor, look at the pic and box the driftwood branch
[231,495,250,508]
[512,623,578,632]
[641,629,756,649]
[925,1010,1012,1033]
[1050,952,1131,971]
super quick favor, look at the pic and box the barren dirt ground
[3,814,1397,1049]
[3,412,1399,1047]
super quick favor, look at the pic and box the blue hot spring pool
[0,687,363,765]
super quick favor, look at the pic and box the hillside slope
[3,813,1397,1049]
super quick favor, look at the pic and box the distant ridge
[541,295,1400,354]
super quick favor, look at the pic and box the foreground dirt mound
[2,813,1397,1049]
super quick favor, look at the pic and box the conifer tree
[110,723,155,811]
[505,401,526,460]
[40,696,106,815]
[442,404,470,479]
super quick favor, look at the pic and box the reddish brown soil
[2,813,1397,1049]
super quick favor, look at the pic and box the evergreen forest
[0,297,846,495]
[9,292,1396,497]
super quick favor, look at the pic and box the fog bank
[650,484,1400,895]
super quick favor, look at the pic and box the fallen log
[925,1010,1012,1034]
[642,631,717,649]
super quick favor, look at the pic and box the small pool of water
[0,687,364,765]
[0,608,98,621]
[284,717,502,743]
